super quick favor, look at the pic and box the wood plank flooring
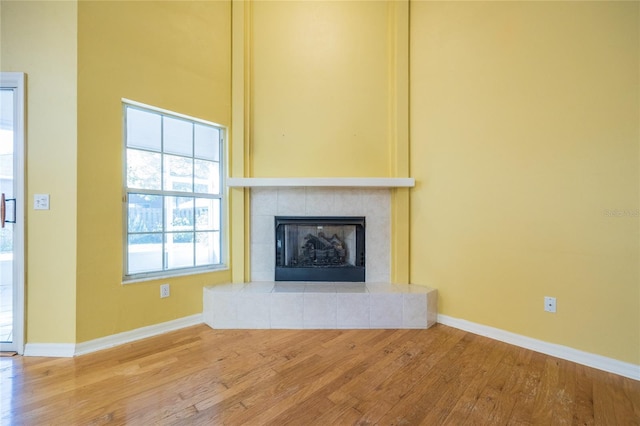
[1,324,638,425]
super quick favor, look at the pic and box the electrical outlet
[544,296,556,313]
[34,194,50,210]
[160,284,170,298]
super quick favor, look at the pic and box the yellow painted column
[230,0,251,283]
[388,0,411,284]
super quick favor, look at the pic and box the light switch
[34,194,50,210]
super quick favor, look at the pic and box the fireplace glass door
[275,216,365,282]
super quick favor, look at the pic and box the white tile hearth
[203,282,437,330]
[270,292,304,328]
[370,293,403,328]
[304,292,338,328]
[337,293,370,328]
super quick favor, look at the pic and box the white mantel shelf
[227,177,415,188]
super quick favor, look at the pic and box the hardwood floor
[2,324,639,425]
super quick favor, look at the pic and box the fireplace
[249,188,390,283]
[275,216,365,282]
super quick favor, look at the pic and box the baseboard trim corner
[437,314,640,381]
[23,343,75,358]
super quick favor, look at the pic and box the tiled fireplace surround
[203,187,437,329]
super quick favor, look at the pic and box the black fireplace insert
[275,216,365,282]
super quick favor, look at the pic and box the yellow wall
[76,0,231,342]
[1,0,78,343]
[249,0,392,178]
[3,0,638,367]
[410,1,639,365]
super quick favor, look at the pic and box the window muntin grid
[123,103,224,278]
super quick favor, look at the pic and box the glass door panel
[0,88,15,346]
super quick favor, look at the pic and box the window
[123,101,224,279]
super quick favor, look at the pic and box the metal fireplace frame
[274,216,366,282]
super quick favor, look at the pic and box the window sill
[122,265,229,285]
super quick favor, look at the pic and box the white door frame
[1,72,26,354]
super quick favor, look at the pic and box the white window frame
[122,99,226,282]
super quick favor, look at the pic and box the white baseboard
[438,314,640,381]
[23,343,76,357]
[24,314,203,358]
[75,313,203,356]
